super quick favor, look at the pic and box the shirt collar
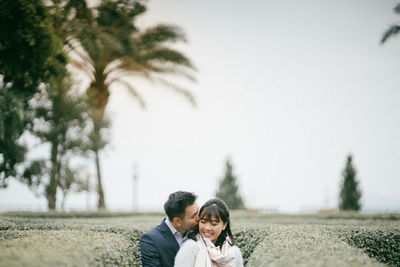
[165,217,180,235]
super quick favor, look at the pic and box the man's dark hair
[164,191,197,221]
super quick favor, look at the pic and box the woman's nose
[204,222,211,230]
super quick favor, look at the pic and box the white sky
[1,0,400,212]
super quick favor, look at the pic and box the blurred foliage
[216,158,245,210]
[0,0,66,95]
[0,0,111,212]
[0,230,135,266]
[46,0,196,209]
[246,224,388,266]
[235,228,269,266]
[0,210,163,219]
[0,0,67,186]
[339,154,362,211]
[23,77,93,210]
[381,3,400,44]
[343,228,400,266]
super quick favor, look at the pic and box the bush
[0,211,163,219]
[0,230,135,266]
[1,211,400,266]
[0,216,145,266]
[246,225,384,266]
[343,228,400,267]
[234,228,269,266]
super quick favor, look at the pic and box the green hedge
[234,228,269,266]
[0,218,266,266]
[246,225,384,266]
[343,228,400,267]
[1,212,399,266]
[0,211,163,219]
[0,229,135,266]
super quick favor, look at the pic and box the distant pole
[86,172,91,210]
[133,162,138,211]
[324,187,329,207]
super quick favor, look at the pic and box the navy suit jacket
[140,218,180,267]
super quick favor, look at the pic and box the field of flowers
[0,211,399,266]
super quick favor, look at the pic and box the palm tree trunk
[95,149,106,209]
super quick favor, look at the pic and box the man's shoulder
[142,226,160,239]
[141,220,168,242]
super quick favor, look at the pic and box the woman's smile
[201,232,213,238]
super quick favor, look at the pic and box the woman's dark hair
[188,197,237,247]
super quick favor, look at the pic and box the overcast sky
[1,0,400,212]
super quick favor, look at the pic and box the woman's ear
[222,222,227,230]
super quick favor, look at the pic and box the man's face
[179,202,199,233]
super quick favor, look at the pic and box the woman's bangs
[200,204,221,222]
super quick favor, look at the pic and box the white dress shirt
[165,217,187,247]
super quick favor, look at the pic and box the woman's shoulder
[231,245,242,253]
[178,238,200,256]
[231,245,244,267]
[182,238,199,249]
[174,239,200,267]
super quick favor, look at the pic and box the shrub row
[230,211,400,226]
[1,212,399,266]
[342,228,400,267]
[0,217,144,266]
[234,228,269,266]
[246,224,385,266]
[1,211,163,219]
[0,229,135,266]
[0,216,267,266]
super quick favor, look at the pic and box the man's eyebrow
[191,210,199,217]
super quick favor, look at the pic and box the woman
[174,198,244,267]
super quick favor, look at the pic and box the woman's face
[198,214,227,244]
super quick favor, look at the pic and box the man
[140,191,199,267]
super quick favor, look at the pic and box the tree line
[216,154,362,212]
[0,0,195,210]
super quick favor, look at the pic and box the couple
[140,191,244,267]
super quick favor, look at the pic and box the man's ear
[172,217,182,227]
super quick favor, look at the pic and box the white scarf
[194,234,235,267]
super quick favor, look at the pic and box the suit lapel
[160,218,180,251]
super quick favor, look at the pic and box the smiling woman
[174,198,244,267]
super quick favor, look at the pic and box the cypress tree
[339,154,362,211]
[216,158,245,210]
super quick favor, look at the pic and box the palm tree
[55,0,196,209]
[381,3,400,44]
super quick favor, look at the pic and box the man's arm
[140,233,161,267]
